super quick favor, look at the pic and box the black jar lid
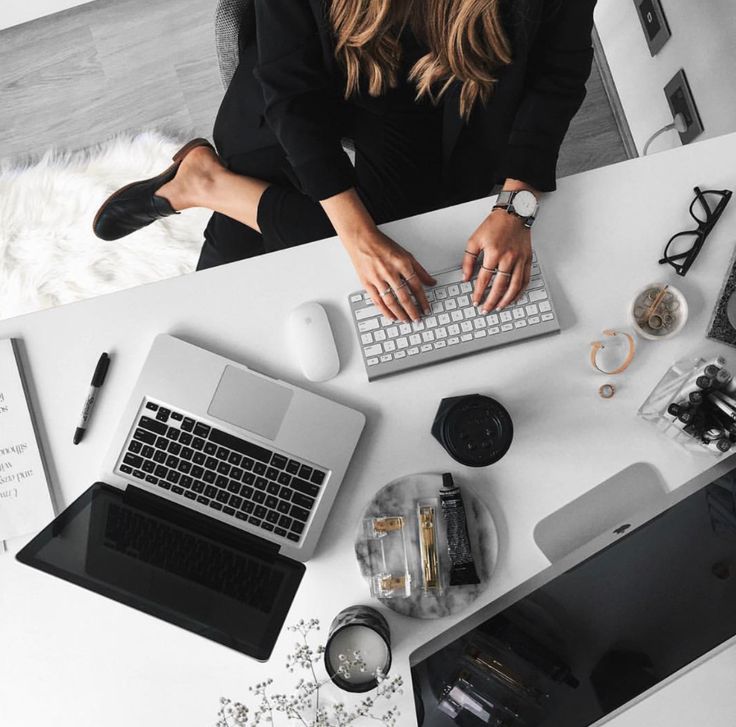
[432,394,513,467]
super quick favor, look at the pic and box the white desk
[2,132,736,727]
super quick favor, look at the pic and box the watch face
[513,190,537,217]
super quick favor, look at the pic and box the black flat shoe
[92,137,215,241]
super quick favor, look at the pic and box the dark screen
[420,468,736,726]
[17,483,304,661]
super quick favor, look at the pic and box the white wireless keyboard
[348,250,560,380]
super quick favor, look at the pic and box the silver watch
[493,189,539,228]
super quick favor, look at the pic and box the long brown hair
[329,0,512,120]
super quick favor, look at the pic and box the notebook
[0,338,54,543]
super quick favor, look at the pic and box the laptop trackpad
[208,365,293,441]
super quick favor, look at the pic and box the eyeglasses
[659,186,732,276]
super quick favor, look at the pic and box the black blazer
[243,0,597,204]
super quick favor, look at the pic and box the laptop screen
[17,482,305,661]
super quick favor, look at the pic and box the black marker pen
[73,353,110,445]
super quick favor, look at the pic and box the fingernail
[424,308,431,315]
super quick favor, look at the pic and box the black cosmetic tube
[440,473,480,586]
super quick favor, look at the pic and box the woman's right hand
[343,226,436,322]
[320,187,435,321]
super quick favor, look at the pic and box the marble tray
[354,472,498,619]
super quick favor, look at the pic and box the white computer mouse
[288,301,340,382]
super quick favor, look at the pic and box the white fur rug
[0,131,212,320]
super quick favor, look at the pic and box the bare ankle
[156,146,223,211]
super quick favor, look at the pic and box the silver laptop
[102,334,366,562]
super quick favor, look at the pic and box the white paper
[0,339,55,540]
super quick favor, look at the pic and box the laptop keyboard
[348,253,560,380]
[117,401,328,545]
[104,502,284,613]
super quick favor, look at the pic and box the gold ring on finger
[404,272,417,282]
[464,250,478,258]
[379,287,393,297]
[496,270,512,277]
[481,265,498,272]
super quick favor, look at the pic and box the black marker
[74,353,110,445]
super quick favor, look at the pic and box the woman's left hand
[462,209,532,312]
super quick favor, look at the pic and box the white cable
[643,113,688,155]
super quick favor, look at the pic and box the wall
[0,0,92,31]
[595,0,736,155]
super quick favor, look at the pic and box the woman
[94,0,597,323]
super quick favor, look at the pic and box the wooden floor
[0,0,628,175]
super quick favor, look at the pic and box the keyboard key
[254,462,267,475]
[230,466,244,481]
[145,475,158,485]
[448,336,460,345]
[216,447,229,461]
[156,407,170,423]
[184,491,197,501]
[142,460,155,473]
[158,480,171,490]
[171,411,183,421]
[486,313,499,325]
[179,432,192,446]
[474,330,487,339]
[355,306,381,320]
[205,485,217,498]
[123,453,143,469]
[240,485,254,500]
[278,471,292,486]
[279,487,293,501]
[209,501,223,512]
[242,472,256,485]
[278,515,293,530]
[145,402,158,411]
[242,457,255,471]
[267,481,281,496]
[216,475,229,489]
[277,500,291,514]
[192,480,205,493]
[254,491,266,504]
[310,470,326,485]
[457,295,470,308]
[271,454,288,469]
[180,447,194,461]
[290,505,310,522]
[292,492,315,510]
[434,340,447,349]
[408,347,420,355]
[514,320,527,328]
[266,466,279,480]
[223,506,236,516]
[447,284,460,297]
[228,451,242,466]
[512,308,525,320]
[168,442,181,456]
[129,440,142,454]
[216,490,230,504]
[227,479,241,493]
[287,533,300,542]
[139,416,167,435]
[266,496,279,511]
[194,423,211,438]
[141,445,154,459]
[350,293,364,303]
[501,323,514,332]
[166,426,180,441]
[167,471,181,484]
[242,501,255,514]
[528,288,547,301]
[181,417,195,432]
[133,428,156,445]
[539,301,552,312]
[155,465,168,478]
[361,333,374,345]
[196,495,210,505]
[229,494,243,508]
[204,442,217,456]
[292,478,319,498]
[445,299,457,310]
[366,358,379,366]
[262,522,275,532]
[290,521,305,535]
[255,505,267,519]
[358,319,380,333]
[364,344,382,358]
[275,527,287,537]
[488,326,500,335]
[172,485,184,495]
[500,310,513,323]
[525,304,539,316]
[217,461,231,476]
[191,437,205,451]
[528,316,541,325]
[203,470,216,484]
[120,464,133,475]
[542,313,555,321]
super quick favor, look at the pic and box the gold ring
[481,265,498,272]
[464,250,478,258]
[496,270,512,277]
[379,287,393,297]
